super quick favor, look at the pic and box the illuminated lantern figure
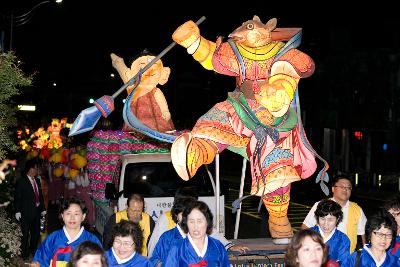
[111,51,175,132]
[171,16,328,243]
[47,119,63,149]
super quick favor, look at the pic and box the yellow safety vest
[346,202,361,252]
[115,210,151,256]
[165,210,176,230]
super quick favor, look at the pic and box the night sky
[2,0,399,131]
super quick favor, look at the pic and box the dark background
[2,0,400,174]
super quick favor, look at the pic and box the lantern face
[130,55,164,89]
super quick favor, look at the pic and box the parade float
[68,15,330,265]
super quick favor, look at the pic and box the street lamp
[8,0,63,51]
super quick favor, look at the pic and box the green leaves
[0,52,32,160]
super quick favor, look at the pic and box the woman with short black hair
[311,199,350,264]
[164,200,230,266]
[105,220,151,266]
[341,210,400,266]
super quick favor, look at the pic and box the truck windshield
[123,162,213,197]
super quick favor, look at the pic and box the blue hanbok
[311,225,350,262]
[150,225,185,266]
[32,227,101,267]
[341,244,400,267]
[105,248,152,267]
[390,235,400,258]
[164,235,230,267]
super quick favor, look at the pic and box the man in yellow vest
[301,176,367,252]
[103,193,155,256]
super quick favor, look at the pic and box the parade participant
[68,241,108,267]
[111,50,175,132]
[105,220,152,267]
[302,176,367,252]
[341,210,400,266]
[31,197,101,267]
[14,159,46,261]
[311,199,350,264]
[103,193,154,256]
[148,187,197,256]
[149,197,197,266]
[285,229,328,267]
[170,15,328,244]
[383,195,400,257]
[163,201,231,267]
[147,187,247,256]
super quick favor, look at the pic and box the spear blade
[68,106,102,136]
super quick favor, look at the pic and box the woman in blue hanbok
[68,241,108,267]
[32,198,102,267]
[105,220,152,267]
[164,200,231,267]
[150,197,197,266]
[310,199,350,265]
[383,195,400,258]
[341,210,400,267]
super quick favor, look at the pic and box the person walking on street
[341,210,400,266]
[383,195,400,256]
[31,197,101,266]
[163,200,231,267]
[103,193,155,256]
[105,220,152,266]
[285,229,328,267]
[310,199,350,265]
[14,159,47,261]
[302,176,367,252]
[147,187,248,257]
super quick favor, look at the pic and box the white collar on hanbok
[63,226,84,244]
[363,244,386,267]
[317,226,336,243]
[176,224,186,238]
[111,247,136,264]
[188,233,208,258]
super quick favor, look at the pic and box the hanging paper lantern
[40,147,51,160]
[69,169,79,179]
[48,152,62,163]
[53,167,64,177]
[70,154,87,169]
[60,148,70,164]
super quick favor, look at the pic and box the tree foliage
[0,52,32,160]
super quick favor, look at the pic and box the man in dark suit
[14,159,46,260]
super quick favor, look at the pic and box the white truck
[90,144,286,266]
[94,152,225,236]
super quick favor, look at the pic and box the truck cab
[94,152,225,236]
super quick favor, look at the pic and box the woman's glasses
[373,231,392,240]
[113,240,135,248]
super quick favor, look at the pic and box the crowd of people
[13,164,400,266]
[289,176,400,266]
[25,195,235,266]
